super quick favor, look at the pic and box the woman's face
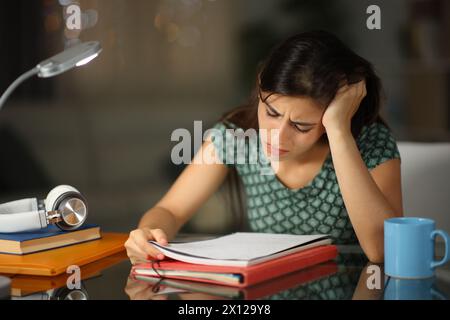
[257,91,327,162]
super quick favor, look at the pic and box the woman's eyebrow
[264,102,317,126]
[291,120,317,126]
[264,102,281,114]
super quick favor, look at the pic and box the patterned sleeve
[357,122,401,170]
[207,121,237,168]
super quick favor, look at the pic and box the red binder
[132,245,338,288]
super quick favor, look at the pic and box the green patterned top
[210,121,401,245]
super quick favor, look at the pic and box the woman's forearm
[137,206,182,241]
[326,128,399,262]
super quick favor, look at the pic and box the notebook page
[150,232,328,261]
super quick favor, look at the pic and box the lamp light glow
[76,53,99,67]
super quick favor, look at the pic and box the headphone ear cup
[45,185,88,231]
[45,185,80,212]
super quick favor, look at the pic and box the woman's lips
[266,143,290,156]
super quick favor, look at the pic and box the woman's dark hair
[219,30,388,231]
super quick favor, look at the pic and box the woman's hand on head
[322,80,367,134]
[125,227,169,265]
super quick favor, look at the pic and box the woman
[125,30,403,264]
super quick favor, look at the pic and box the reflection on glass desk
[126,246,450,301]
[4,236,450,300]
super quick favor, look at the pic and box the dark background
[0,0,449,234]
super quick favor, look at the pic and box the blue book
[0,224,101,255]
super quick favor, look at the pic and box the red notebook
[132,245,338,288]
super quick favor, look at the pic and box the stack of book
[132,232,338,288]
[0,225,128,277]
[0,224,101,255]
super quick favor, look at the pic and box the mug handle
[430,230,450,269]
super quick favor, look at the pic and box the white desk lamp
[0,41,102,110]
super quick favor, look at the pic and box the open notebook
[149,232,332,267]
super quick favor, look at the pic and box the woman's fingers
[125,228,169,263]
[149,228,169,246]
[135,232,165,259]
[126,242,151,265]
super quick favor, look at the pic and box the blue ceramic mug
[384,217,450,279]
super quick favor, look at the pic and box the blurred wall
[0,0,449,234]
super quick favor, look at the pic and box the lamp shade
[37,41,102,78]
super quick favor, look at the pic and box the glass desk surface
[3,235,450,301]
